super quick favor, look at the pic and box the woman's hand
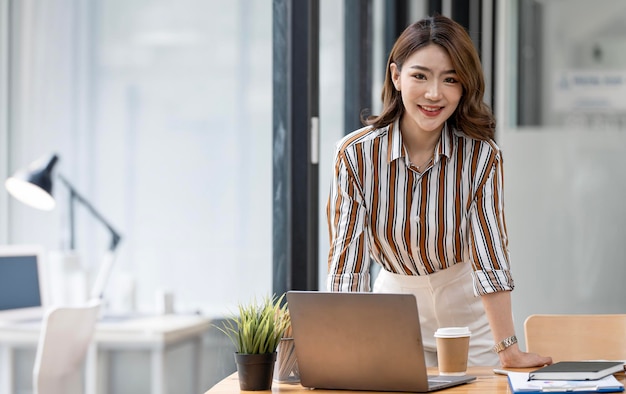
[480,292,553,368]
[498,344,553,368]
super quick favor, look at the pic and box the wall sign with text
[552,70,626,112]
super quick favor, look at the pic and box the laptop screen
[0,246,46,312]
[0,254,41,310]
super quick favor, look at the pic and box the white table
[0,313,212,394]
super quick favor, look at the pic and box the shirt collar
[387,120,454,164]
[438,123,453,160]
[387,120,404,163]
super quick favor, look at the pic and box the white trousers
[373,262,500,367]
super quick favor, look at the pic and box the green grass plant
[217,293,291,354]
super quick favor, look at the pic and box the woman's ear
[390,63,401,91]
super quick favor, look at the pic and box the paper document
[507,371,624,393]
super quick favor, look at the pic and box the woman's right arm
[326,151,370,292]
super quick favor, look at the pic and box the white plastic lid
[434,327,471,338]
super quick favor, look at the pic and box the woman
[326,14,552,368]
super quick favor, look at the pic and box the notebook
[286,291,476,392]
[528,361,625,381]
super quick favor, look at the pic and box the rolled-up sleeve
[468,151,514,295]
[326,150,371,292]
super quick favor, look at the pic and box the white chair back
[33,299,101,394]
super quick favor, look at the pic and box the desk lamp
[4,153,122,300]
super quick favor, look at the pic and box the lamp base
[47,250,88,306]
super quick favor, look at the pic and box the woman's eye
[444,77,459,84]
[413,73,427,80]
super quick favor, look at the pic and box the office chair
[33,299,101,394]
[524,314,626,362]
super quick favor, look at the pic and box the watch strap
[492,335,517,353]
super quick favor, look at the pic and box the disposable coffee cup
[434,327,471,376]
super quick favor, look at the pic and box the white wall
[497,0,626,349]
[502,129,626,347]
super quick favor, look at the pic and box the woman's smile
[418,104,444,117]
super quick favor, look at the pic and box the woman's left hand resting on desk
[498,343,553,368]
[482,291,553,368]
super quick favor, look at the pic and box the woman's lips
[418,105,443,117]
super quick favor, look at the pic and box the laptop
[286,291,476,392]
[0,245,48,325]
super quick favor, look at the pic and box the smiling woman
[326,14,551,370]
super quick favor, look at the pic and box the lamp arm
[57,173,122,251]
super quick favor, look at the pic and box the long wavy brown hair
[365,14,495,141]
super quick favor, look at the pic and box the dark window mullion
[272,0,319,297]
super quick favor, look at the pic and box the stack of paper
[507,372,624,393]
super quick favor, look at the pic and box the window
[3,0,273,315]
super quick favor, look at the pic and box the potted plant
[217,293,290,390]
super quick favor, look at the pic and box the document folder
[507,372,624,393]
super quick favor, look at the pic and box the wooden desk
[205,366,626,393]
[0,314,212,394]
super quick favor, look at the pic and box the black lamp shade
[5,154,59,211]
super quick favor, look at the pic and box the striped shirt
[326,120,514,295]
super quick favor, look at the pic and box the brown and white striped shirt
[326,120,514,295]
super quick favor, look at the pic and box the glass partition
[497,0,626,348]
[517,0,626,130]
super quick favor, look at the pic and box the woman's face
[390,44,463,135]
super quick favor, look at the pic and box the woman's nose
[424,82,442,100]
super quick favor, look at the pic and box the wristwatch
[492,335,517,353]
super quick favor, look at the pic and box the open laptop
[0,245,49,324]
[286,291,476,392]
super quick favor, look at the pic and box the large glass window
[4,0,273,316]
